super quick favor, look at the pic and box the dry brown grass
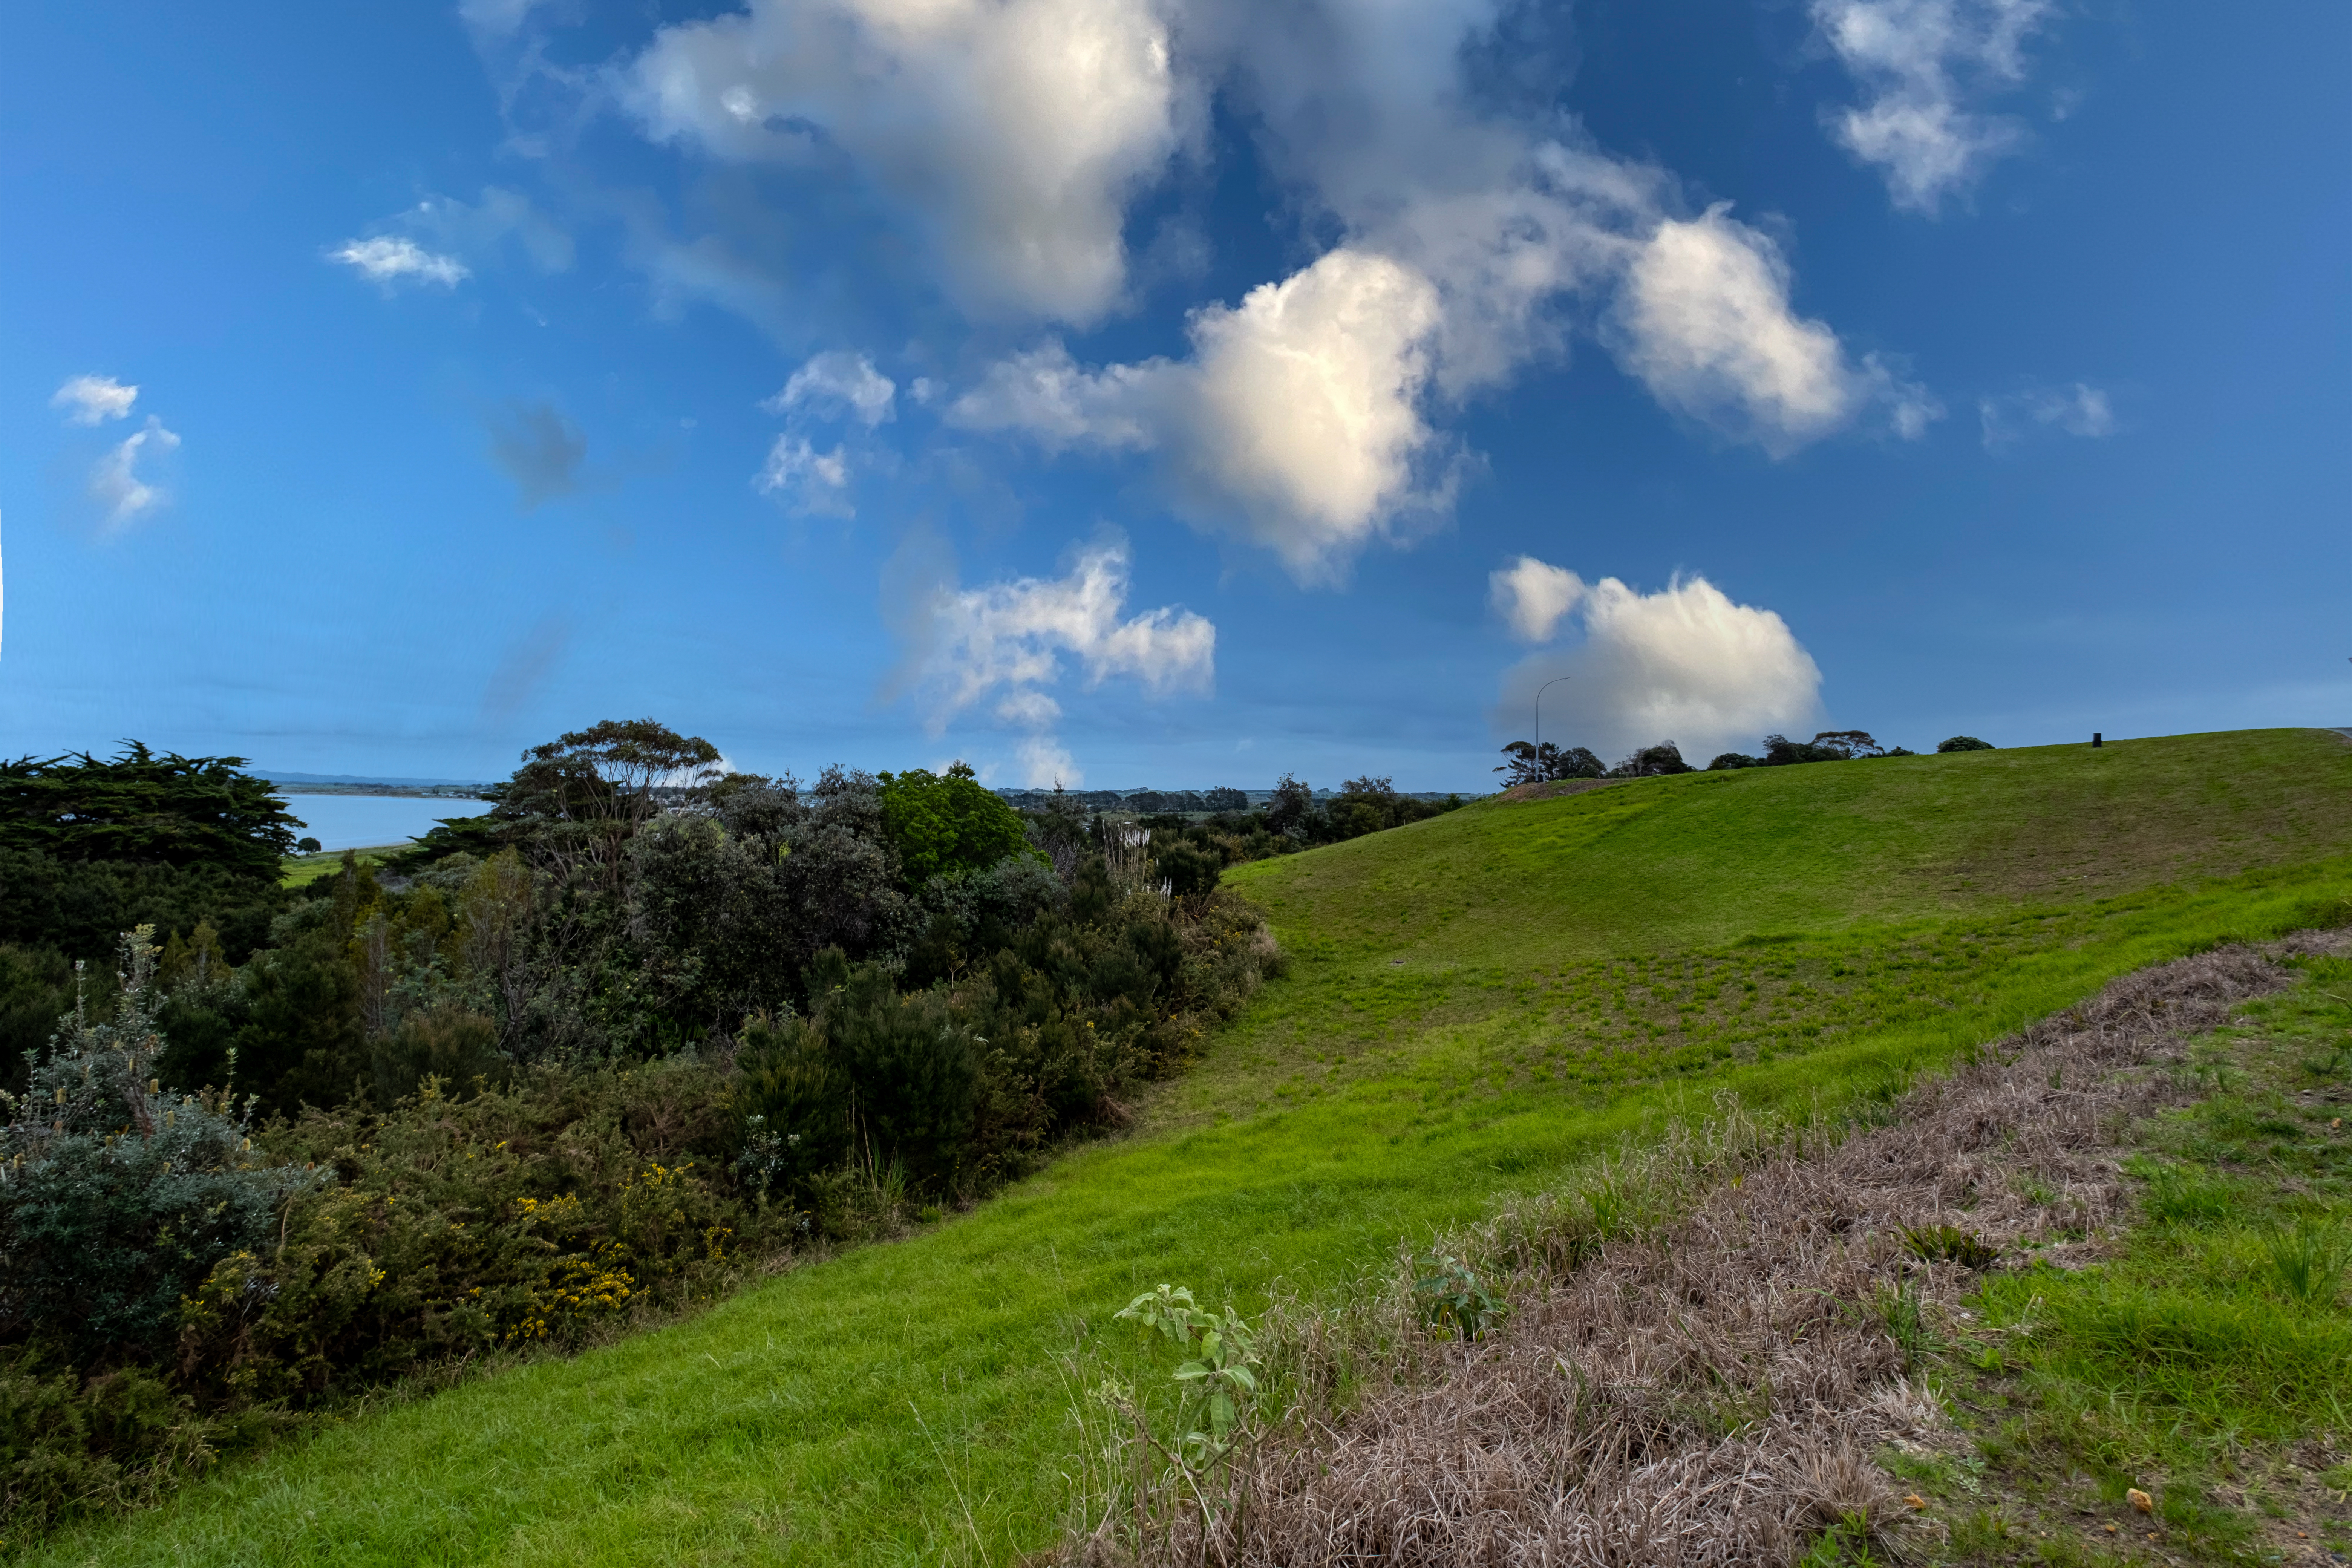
[1056,938,2342,1567]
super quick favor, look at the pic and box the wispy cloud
[1980,381,2117,449]
[90,418,181,528]
[755,436,852,514]
[765,351,896,428]
[888,534,1214,785]
[52,374,138,426]
[1813,0,2052,214]
[329,236,470,288]
[755,351,897,513]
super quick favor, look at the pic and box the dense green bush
[875,763,1038,888]
[1939,734,1994,752]
[0,722,1336,1540]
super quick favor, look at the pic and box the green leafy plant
[1113,1284,1262,1455]
[1413,1251,1509,1341]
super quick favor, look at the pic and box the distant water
[284,795,493,852]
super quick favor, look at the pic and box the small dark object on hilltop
[1937,735,1994,753]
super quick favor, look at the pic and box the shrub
[1938,735,1994,753]
[1155,839,1222,898]
[1708,752,1762,771]
[0,930,317,1370]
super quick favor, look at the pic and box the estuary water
[283,795,493,851]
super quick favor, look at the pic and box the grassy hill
[31,730,2352,1567]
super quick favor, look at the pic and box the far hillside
[1185,727,2352,1125]
[1234,727,2352,965]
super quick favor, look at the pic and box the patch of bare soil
[1062,936,2343,1566]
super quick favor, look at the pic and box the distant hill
[258,770,491,788]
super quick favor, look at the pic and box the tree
[875,762,1036,888]
[399,719,723,878]
[1761,733,1845,766]
[1937,735,1994,753]
[0,745,299,880]
[1494,741,1604,786]
[1810,730,1885,760]
[1202,786,1248,813]
[516,718,724,831]
[1264,774,1315,837]
[1609,742,1694,778]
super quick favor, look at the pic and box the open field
[26,730,2352,1566]
[279,844,407,889]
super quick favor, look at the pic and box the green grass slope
[29,731,2352,1568]
[1175,727,2352,1122]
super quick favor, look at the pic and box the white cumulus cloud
[624,0,1185,323]
[329,236,471,288]
[1494,564,1823,763]
[1813,0,2052,214]
[1490,555,1587,644]
[89,417,181,528]
[893,536,1213,784]
[952,247,1449,583]
[52,375,138,426]
[1613,206,1934,453]
[616,0,1933,581]
[767,351,896,427]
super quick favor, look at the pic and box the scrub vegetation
[5,727,2349,1565]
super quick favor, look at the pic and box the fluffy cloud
[952,248,1446,581]
[90,418,181,528]
[52,375,138,426]
[1490,555,1586,644]
[1494,564,1822,763]
[613,0,1928,580]
[1813,0,2051,213]
[1614,206,1935,453]
[330,236,470,288]
[894,536,1213,784]
[625,0,1184,323]
[767,351,896,427]
[1979,381,2116,448]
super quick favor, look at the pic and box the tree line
[1495,730,1995,785]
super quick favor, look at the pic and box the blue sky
[3,0,2345,791]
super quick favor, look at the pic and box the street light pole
[1534,677,1573,776]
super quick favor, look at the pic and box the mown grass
[18,731,2352,1567]
[1894,954,2352,1566]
